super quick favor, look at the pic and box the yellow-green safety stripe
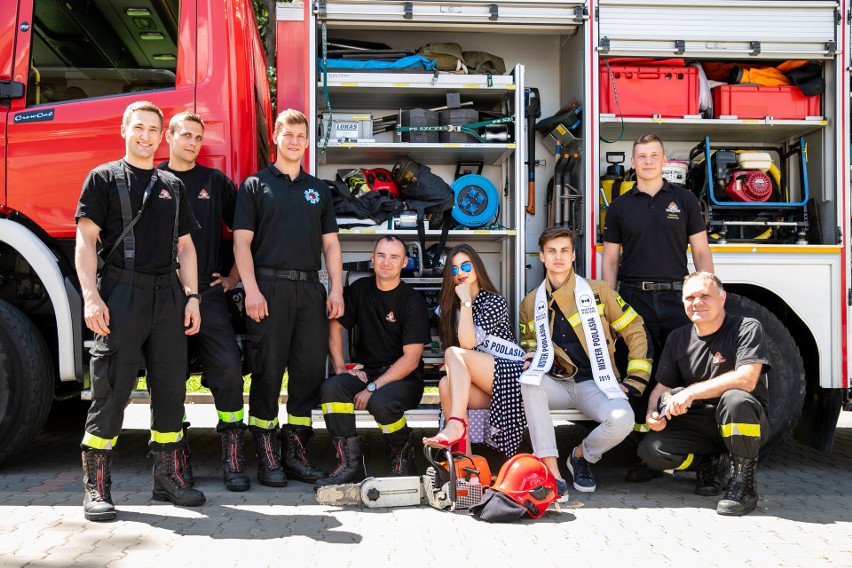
[379,416,407,434]
[627,359,652,374]
[611,307,638,331]
[675,453,695,471]
[633,423,650,433]
[82,432,118,450]
[249,416,279,429]
[322,402,355,415]
[150,430,183,444]
[720,423,761,438]
[288,414,311,427]
[218,409,245,423]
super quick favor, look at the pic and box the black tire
[725,294,805,460]
[0,300,54,466]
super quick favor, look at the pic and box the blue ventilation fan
[451,175,499,228]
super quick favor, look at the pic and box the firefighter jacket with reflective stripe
[519,271,651,384]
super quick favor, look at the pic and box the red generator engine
[725,170,773,202]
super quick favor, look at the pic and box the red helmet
[490,454,558,519]
[361,168,400,198]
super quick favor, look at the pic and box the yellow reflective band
[150,430,183,444]
[379,416,407,434]
[519,323,527,334]
[217,409,244,423]
[627,359,652,374]
[720,423,762,438]
[322,402,355,415]
[82,432,118,450]
[526,320,535,330]
[288,414,312,427]
[568,314,581,327]
[616,295,626,308]
[633,423,650,433]
[597,304,605,315]
[675,453,695,471]
[249,416,279,429]
[611,307,638,331]
[520,340,537,349]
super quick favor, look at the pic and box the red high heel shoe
[422,416,469,454]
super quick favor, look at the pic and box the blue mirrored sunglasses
[452,261,473,276]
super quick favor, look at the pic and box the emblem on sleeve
[305,188,320,204]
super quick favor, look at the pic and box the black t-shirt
[232,165,338,271]
[337,277,431,372]
[656,314,771,406]
[159,163,237,282]
[602,180,706,282]
[75,159,198,276]
[552,304,593,382]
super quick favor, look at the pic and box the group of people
[75,102,771,523]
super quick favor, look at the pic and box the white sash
[519,280,553,386]
[478,335,525,362]
[574,276,627,400]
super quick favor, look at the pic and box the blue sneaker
[555,478,570,503]
[567,450,596,493]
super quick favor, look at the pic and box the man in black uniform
[315,236,431,488]
[602,134,714,481]
[638,272,770,516]
[75,101,205,521]
[233,109,343,486]
[160,111,249,492]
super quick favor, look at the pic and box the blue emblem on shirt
[305,188,320,204]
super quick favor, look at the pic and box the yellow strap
[627,359,652,374]
[675,453,695,471]
[249,416,279,429]
[611,307,638,331]
[288,414,312,427]
[217,408,244,423]
[81,432,118,450]
[379,416,407,434]
[322,402,355,415]
[150,430,183,444]
[720,423,762,438]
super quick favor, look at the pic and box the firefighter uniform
[638,314,771,470]
[233,165,336,428]
[76,160,198,449]
[159,163,244,428]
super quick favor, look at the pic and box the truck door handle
[0,81,25,100]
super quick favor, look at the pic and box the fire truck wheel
[725,294,805,460]
[0,300,54,466]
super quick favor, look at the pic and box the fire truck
[0,0,849,465]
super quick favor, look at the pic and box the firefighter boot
[315,436,367,489]
[716,456,759,516]
[151,444,206,507]
[178,421,194,487]
[252,427,288,487]
[82,448,116,522]
[388,430,418,476]
[220,427,251,492]
[694,454,722,497]
[281,426,329,483]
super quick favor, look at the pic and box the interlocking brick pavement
[0,406,850,567]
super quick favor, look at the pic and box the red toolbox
[599,65,699,118]
[711,85,821,119]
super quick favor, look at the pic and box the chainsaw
[315,476,425,507]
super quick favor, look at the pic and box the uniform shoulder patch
[304,188,320,204]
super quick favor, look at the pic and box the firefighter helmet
[490,453,558,519]
[361,167,400,198]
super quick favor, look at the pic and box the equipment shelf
[599,116,827,145]
[337,228,517,242]
[317,142,515,165]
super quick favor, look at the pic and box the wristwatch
[366,382,377,393]
[187,293,202,304]
[462,300,473,309]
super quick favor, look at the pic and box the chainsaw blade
[315,483,364,506]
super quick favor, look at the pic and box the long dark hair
[438,244,499,349]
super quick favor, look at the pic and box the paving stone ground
[0,402,850,568]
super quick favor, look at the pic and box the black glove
[622,375,649,397]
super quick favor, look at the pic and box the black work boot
[388,430,418,476]
[220,427,251,492]
[315,436,366,488]
[717,456,759,516]
[151,444,206,507]
[625,461,663,483]
[281,426,329,483]
[178,421,194,487]
[720,453,736,491]
[82,448,116,522]
[694,454,722,497]
[252,427,288,487]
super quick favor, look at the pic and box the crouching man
[639,271,770,516]
[520,227,651,496]
[315,236,431,488]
